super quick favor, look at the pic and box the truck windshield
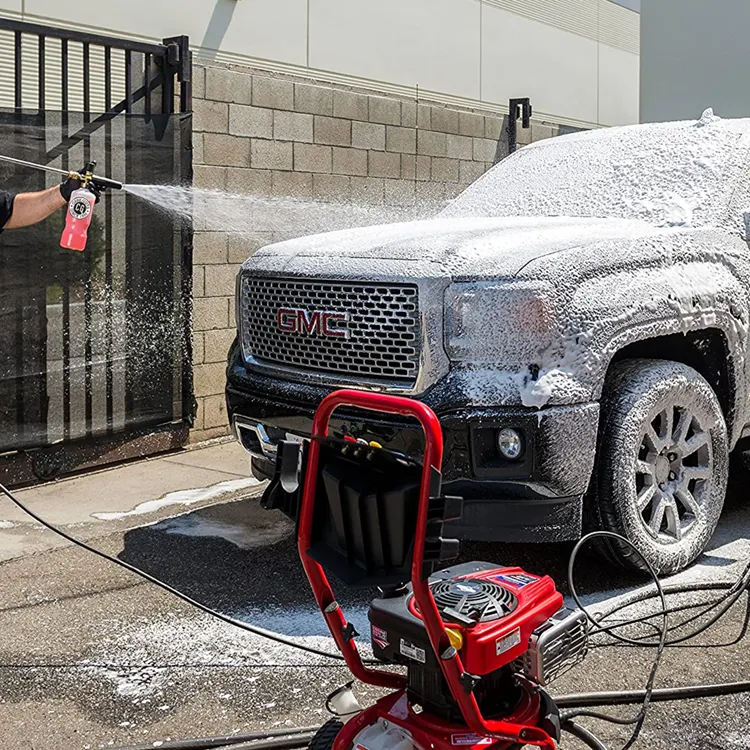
[444,119,747,228]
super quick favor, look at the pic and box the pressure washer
[0,153,123,251]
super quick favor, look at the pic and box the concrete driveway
[1,441,749,749]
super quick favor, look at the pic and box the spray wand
[0,153,123,251]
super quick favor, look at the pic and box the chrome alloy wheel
[634,404,713,543]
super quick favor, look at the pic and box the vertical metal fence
[0,19,193,479]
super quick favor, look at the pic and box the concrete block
[459,159,486,185]
[205,264,240,297]
[446,134,473,161]
[517,125,532,145]
[473,137,498,162]
[295,83,333,115]
[226,167,272,195]
[416,155,431,181]
[194,361,229,397]
[251,140,294,171]
[384,179,416,207]
[205,67,252,104]
[192,330,204,366]
[401,154,415,181]
[430,106,460,134]
[402,100,417,128]
[193,165,227,190]
[228,232,274,263]
[274,110,314,142]
[531,122,555,141]
[415,181,445,207]
[485,115,504,140]
[252,75,294,110]
[203,134,250,167]
[368,150,401,179]
[204,328,238,364]
[313,174,352,202]
[193,99,228,134]
[352,121,385,151]
[432,157,459,182]
[272,170,313,197]
[193,133,204,166]
[369,96,401,125]
[332,147,367,177]
[193,298,230,333]
[192,265,206,299]
[386,126,416,154]
[294,143,333,173]
[314,116,352,146]
[333,90,369,121]
[459,111,484,137]
[417,131,447,157]
[192,397,205,431]
[229,105,273,139]
[417,104,431,130]
[194,232,228,264]
[203,393,229,429]
[444,181,463,199]
[350,176,385,204]
[193,66,206,100]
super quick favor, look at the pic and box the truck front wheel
[591,359,728,575]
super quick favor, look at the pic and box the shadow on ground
[118,462,749,632]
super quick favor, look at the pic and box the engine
[368,562,588,723]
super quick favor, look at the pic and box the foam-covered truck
[227,111,750,574]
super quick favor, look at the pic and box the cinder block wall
[190,61,564,442]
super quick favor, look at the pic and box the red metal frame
[297,390,556,749]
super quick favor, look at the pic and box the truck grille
[240,276,420,383]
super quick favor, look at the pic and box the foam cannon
[0,153,123,251]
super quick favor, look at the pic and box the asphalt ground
[1,457,750,749]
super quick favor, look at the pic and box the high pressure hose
[112,726,319,750]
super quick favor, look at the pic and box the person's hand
[59,170,83,202]
[60,169,102,204]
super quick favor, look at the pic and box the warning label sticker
[399,638,426,663]
[495,628,522,656]
[450,734,493,746]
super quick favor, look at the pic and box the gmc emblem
[277,307,350,339]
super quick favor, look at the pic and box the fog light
[497,428,523,460]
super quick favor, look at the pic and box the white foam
[91,478,259,521]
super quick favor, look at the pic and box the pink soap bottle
[60,188,96,252]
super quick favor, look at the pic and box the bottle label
[69,196,92,220]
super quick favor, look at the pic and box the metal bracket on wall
[507,97,532,154]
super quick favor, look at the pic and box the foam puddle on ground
[91,477,260,521]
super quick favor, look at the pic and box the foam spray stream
[122,184,445,240]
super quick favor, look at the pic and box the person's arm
[4,186,67,229]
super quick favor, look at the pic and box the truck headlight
[444,282,557,364]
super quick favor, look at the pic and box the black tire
[308,719,343,750]
[591,359,728,575]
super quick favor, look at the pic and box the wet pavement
[1,443,749,749]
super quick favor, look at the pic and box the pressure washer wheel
[591,358,728,575]
[308,719,343,750]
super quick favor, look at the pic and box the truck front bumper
[226,366,600,543]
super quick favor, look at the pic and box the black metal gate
[0,19,193,482]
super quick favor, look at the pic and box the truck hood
[244,215,682,278]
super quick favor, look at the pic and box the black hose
[561,720,609,750]
[566,531,668,750]
[113,727,318,750]
[0,480,370,664]
[555,679,750,708]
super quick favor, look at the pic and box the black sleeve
[0,190,16,231]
